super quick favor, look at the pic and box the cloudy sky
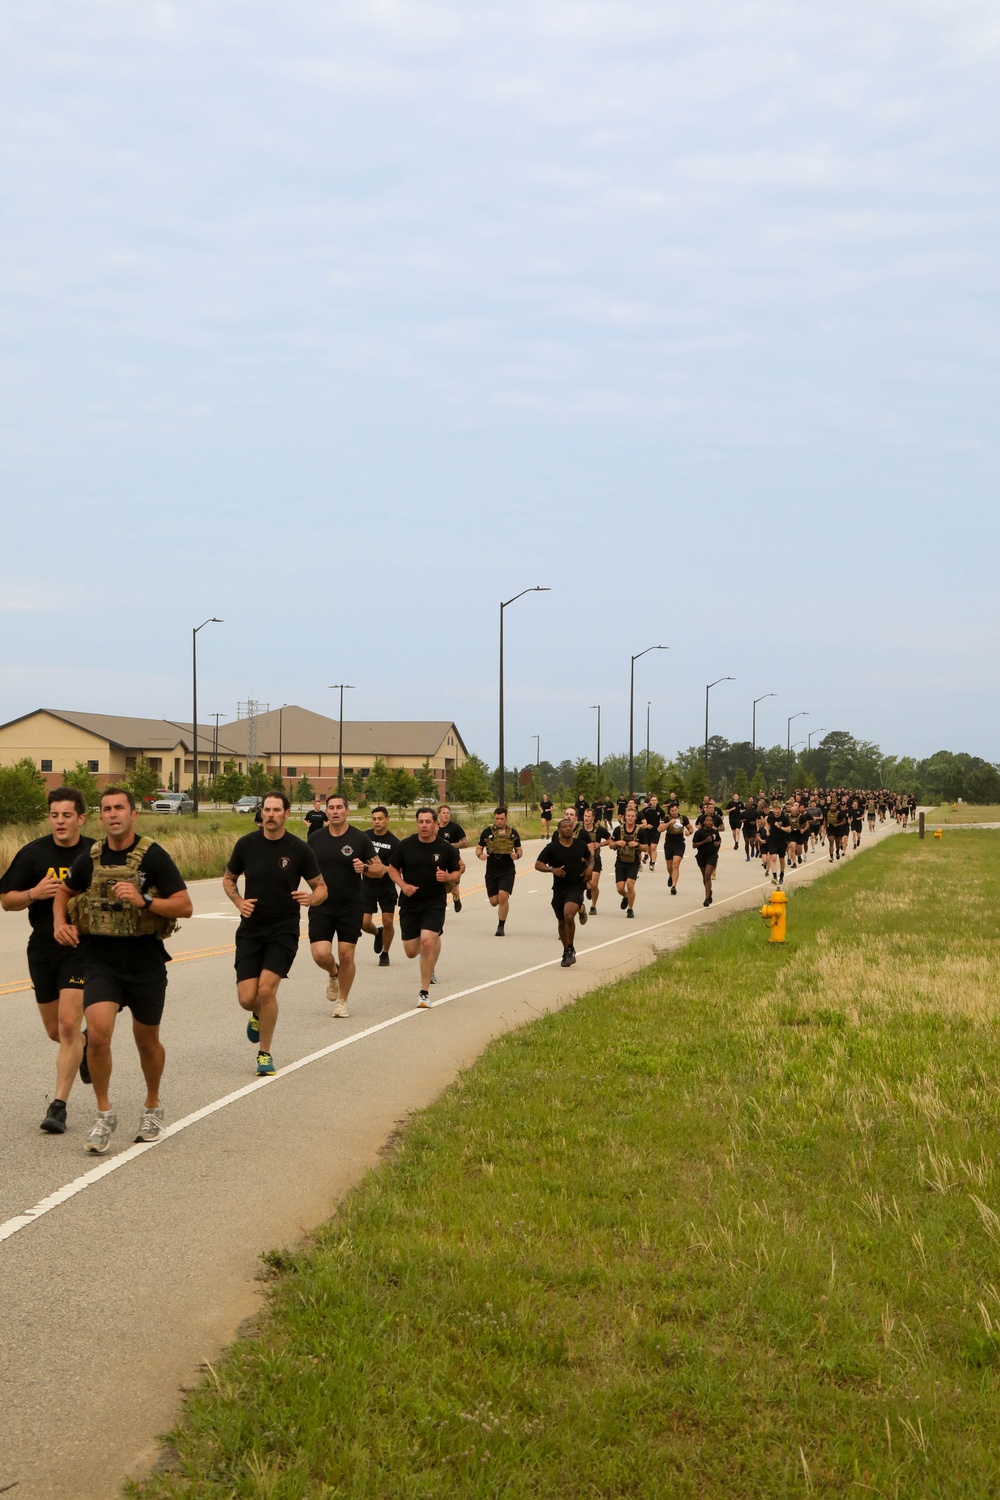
[2,1,997,766]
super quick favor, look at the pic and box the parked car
[150,792,194,815]
[234,795,264,814]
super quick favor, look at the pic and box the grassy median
[130,831,1000,1499]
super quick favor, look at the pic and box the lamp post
[704,676,735,773]
[787,711,808,786]
[646,701,651,781]
[328,685,355,794]
[532,734,540,770]
[191,618,222,816]
[499,587,550,806]
[629,646,667,796]
[752,692,777,777]
[589,705,601,781]
[210,712,222,784]
[277,704,291,794]
[807,727,826,752]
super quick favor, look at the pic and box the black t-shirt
[540,798,553,817]
[366,827,401,885]
[695,810,725,829]
[67,836,187,973]
[1,833,95,953]
[308,824,377,908]
[393,834,461,909]
[642,804,664,830]
[303,808,328,838]
[580,823,610,853]
[617,796,628,816]
[613,822,643,862]
[538,837,591,887]
[478,825,523,868]
[227,830,321,933]
[693,823,722,860]
[437,821,466,846]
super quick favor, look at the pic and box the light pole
[328,685,355,794]
[532,734,540,769]
[752,692,777,777]
[210,712,222,783]
[646,701,651,780]
[191,618,222,816]
[277,704,291,794]
[787,711,808,786]
[589,705,601,781]
[807,727,826,752]
[629,646,667,796]
[704,676,735,773]
[499,587,550,805]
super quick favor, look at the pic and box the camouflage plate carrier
[485,830,515,857]
[68,836,178,939]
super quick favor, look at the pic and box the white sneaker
[430,970,437,984]
[417,992,431,1008]
[85,1110,117,1155]
[134,1106,165,1143]
[332,998,349,1018]
[325,975,338,1001]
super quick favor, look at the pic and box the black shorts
[638,829,661,846]
[696,851,719,869]
[308,904,362,947]
[591,854,603,874]
[851,820,863,833]
[767,834,788,856]
[728,814,741,830]
[399,902,446,941]
[485,869,516,897]
[551,882,585,916]
[361,878,398,916]
[28,948,85,1006]
[663,836,686,859]
[83,964,167,1028]
[234,929,299,983]
[615,859,640,883]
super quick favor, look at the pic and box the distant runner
[476,807,523,936]
[391,808,463,1007]
[535,817,593,967]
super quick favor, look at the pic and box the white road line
[0,845,887,1248]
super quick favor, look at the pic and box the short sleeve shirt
[1,833,96,953]
[477,825,522,869]
[393,834,461,910]
[227,830,320,935]
[67,836,186,973]
[308,824,377,908]
[538,837,591,888]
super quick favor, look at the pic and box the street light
[209,712,223,784]
[704,676,735,772]
[191,618,222,817]
[629,646,668,795]
[277,703,291,793]
[532,734,540,768]
[752,692,777,777]
[807,727,826,752]
[499,587,550,805]
[646,701,651,780]
[588,706,601,781]
[328,684,355,794]
[787,711,808,786]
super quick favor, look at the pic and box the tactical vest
[68,837,178,939]
[486,829,515,857]
[617,825,640,862]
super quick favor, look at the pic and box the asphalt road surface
[0,818,904,1498]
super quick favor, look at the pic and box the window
[40,759,52,772]
[87,760,99,773]
[148,758,162,773]
[125,756,137,771]
[285,767,297,778]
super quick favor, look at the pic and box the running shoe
[417,991,431,1008]
[589,904,597,915]
[40,1099,67,1135]
[79,1032,91,1084]
[333,998,349,1018]
[670,886,677,896]
[578,905,588,925]
[85,1110,117,1154]
[378,952,390,967]
[430,970,437,984]
[453,897,462,913]
[620,896,628,910]
[325,974,338,1001]
[626,909,635,919]
[246,1013,260,1043]
[703,897,711,907]
[135,1106,165,1143]
[495,922,505,937]
[373,929,384,955]
[256,1052,276,1075]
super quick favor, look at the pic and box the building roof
[0,710,242,754]
[218,707,467,759]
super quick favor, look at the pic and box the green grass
[131,832,1000,1498]
[926,804,1000,825]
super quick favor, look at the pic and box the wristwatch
[142,893,155,910]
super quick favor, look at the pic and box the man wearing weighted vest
[612,806,643,917]
[53,787,192,1155]
[476,806,523,935]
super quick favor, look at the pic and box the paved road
[0,819,903,1499]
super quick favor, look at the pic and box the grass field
[925,804,1000,825]
[128,831,1000,1498]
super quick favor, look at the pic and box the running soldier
[535,817,593,967]
[308,793,382,1018]
[390,808,463,1006]
[640,793,664,869]
[725,794,743,851]
[53,787,192,1153]
[580,806,610,914]
[612,805,643,917]
[361,805,400,966]
[303,794,328,838]
[1,786,94,1134]
[436,804,467,912]
[692,815,722,906]
[476,807,523,935]
[223,791,327,1075]
[663,802,693,895]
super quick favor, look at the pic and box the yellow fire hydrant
[760,887,788,943]
[934,828,943,840]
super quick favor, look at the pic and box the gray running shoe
[85,1110,117,1155]
[430,970,437,984]
[578,904,588,925]
[135,1107,165,1143]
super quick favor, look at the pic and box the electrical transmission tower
[237,699,269,765]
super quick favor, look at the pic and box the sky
[2,1,998,769]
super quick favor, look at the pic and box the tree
[685,763,710,809]
[448,754,491,818]
[572,757,597,799]
[733,767,749,799]
[210,758,247,806]
[386,768,414,816]
[366,757,392,806]
[663,761,685,802]
[414,759,438,803]
[124,757,160,808]
[965,764,1000,804]
[269,770,285,792]
[246,762,270,795]
[295,774,315,805]
[749,767,765,797]
[62,761,102,810]
[643,751,669,800]
[0,758,48,826]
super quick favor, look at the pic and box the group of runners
[2,780,910,1153]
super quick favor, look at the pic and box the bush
[0,759,47,826]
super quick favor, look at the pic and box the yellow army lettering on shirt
[47,866,72,881]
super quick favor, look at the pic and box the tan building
[0,707,468,797]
